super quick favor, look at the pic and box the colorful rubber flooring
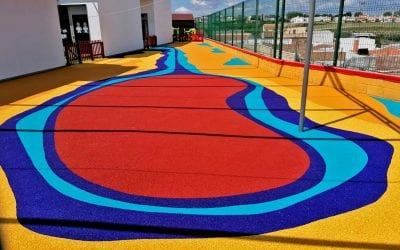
[0,42,399,249]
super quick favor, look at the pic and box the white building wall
[58,0,102,41]
[97,0,143,56]
[152,0,173,45]
[86,2,102,40]
[140,0,155,36]
[0,0,65,80]
[340,38,376,53]
[313,31,334,45]
[66,5,86,42]
[140,0,172,45]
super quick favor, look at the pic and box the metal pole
[213,14,216,40]
[333,0,345,66]
[202,16,205,36]
[241,2,245,48]
[299,0,316,132]
[273,0,280,58]
[254,0,259,52]
[225,8,227,43]
[232,6,234,46]
[278,0,286,59]
[211,14,214,39]
[219,11,222,41]
[208,15,211,39]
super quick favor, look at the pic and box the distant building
[314,16,332,23]
[0,0,172,80]
[172,13,195,29]
[340,38,376,55]
[352,33,376,39]
[290,16,309,24]
[58,0,172,54]
[284,27,307,38]
[313,31,334,45]
[355,15,369,23]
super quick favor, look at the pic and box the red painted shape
[55,75,310,198]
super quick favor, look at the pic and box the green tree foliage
[354,12,363,17]
[286,12,305,20]
[383,11,393,17]
[345,12,352,17]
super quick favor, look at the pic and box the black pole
[254,0,259,52]
[241,2,245,49]
[333,0,345,66]
[219,11,222,41]
[278,0,286,59]
[273,0,280,58]
[225,8,227,43]
[231,6,234,46]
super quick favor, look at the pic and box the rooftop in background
[172,13,194,21]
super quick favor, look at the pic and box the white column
[153,0,173,45]
[86,2,102,40]
[0,0,65,80]
[140,0,155,35]
[97,0,143,56]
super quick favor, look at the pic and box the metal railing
[195,0,400,75]
[64,40,105,66]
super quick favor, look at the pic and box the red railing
[144,35,157,49]
[64,40,105,65]
[189,34,204,42]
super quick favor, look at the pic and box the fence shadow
[325,70,400,134]
[0,217,399,249]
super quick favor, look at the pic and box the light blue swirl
[15,48,368,215]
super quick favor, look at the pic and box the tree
[286,12,305,20]
[393,10,400,16]
[354,12,363,17]
[345,12,352,17]
[383,11,393,17]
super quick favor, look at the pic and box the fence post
[64,45,71,66]
[213,13,216,40]
[202,16,205,36]
[219,11,222,41]
[76,42,82,64]
[278,0,286,59]
[211,13,214,40]
[208,15,211,38]
[224,8,227,43]
[101,41,105,57]
[89,42,94,61]
[254,0,259,52]
[241,2,245,49]
[273,0,280,58]
[333,0,345,66]
[231,6,235,45]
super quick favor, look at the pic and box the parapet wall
[206,38,400,101]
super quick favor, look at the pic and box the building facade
[0,0,172,80]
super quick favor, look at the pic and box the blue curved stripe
[0,47,392,240]
[374,97,400,118]
[15,48,368,216]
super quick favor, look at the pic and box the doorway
[141,13,149,39]
[72,15,90,42]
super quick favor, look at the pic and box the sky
[171,0,243,17]
[171,0,400,17]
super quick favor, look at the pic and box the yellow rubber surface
[0,43,399,249]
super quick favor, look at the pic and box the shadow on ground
[0,49,172,107]
[0,217,399,249]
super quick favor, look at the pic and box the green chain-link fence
[195,0,400,75]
